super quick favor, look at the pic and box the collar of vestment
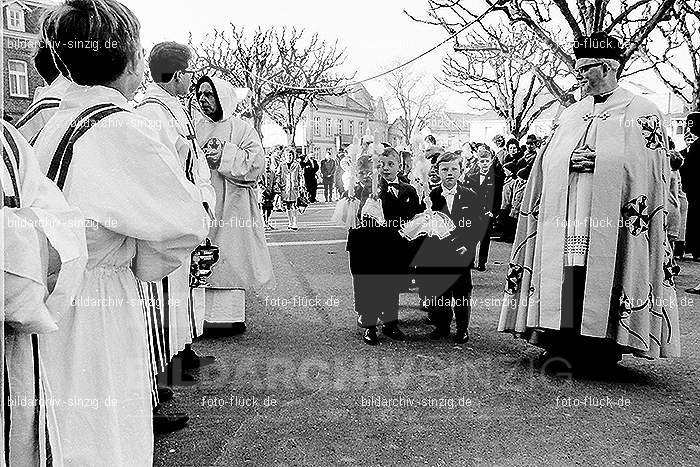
[60,85,128,111]
[580,86,631,122]
[35,74,74,101]
[144,83,182,108]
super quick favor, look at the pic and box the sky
[119,0,473,112]
[118,0,681,117]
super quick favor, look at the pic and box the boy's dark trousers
[421,269,472,333]
[347,227,404,327]
[477,217,493,267]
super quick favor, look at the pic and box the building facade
[2,0,52,121]
[303,93,370,159]
[293,84,388,158]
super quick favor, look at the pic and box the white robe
[33,85,208,466]
[16,75,73,144]
[135,83,215,352]
[194,77,274,325]
[2,120,88,467]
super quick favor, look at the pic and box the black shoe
[454,330,469,344]
[157,386,174,403]
[685,287,700,295]
[428,328,450,340]
[179,347,216,370]
[363,327,379,345]
[153,412,189,433]
[168,371,196,387]
[203,321,246,337]
[382,323,406,341]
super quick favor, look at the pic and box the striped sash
[47,103,125,190]
[2,124,21,208]
[137,279,171,407]
[3,124,53,466]
[15,97,61,130]
[135,97,209,340]
[135,97,199,184]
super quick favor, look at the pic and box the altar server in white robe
[34,1,208,464]
[195,75,274,334]
[16,40,73,145]
[135,42,216,371]
[3,120,87,466]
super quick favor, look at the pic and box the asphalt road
[154,202,700,466]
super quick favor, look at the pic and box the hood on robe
[196,75,239,122]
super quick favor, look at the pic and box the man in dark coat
[301,153,320,202]
[320,151,337,202]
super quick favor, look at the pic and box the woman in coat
[279,148,305,230]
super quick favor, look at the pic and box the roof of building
[315,94,370,113]
[2,0,54,8]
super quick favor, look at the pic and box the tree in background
[265,28,349,146]
[383,64,444,144]
[442,22,561,139]
[408,0,677,107]
[191,25,349,141]
[641,0,700,110]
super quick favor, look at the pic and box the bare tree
[383,65,444,143]
[641,0,700,110]
[191,25,289,137]
[442,22,561,138]
[407,0,677,106]
[265,28,349,146]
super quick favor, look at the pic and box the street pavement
[154,201,700,466]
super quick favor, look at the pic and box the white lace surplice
[564,104,600,267]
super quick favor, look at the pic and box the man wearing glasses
[135,42,217,432]
[498,32,680,370]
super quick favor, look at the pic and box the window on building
[8,60,29,97]
[337,119,343,135]
[6,6,26,32]
[326,118,332,137]
[349,120,354,135]
[359,121,364,136]
[313,146,320,158]
[313,116,320,136]
[676,124,684,135]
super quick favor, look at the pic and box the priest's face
[576,62,607,97]
[198,82,218,119]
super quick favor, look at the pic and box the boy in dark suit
[346,147,421,345]
[413,152,481,343]
[463,148,500,271]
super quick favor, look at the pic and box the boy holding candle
[413,152,482,343]
[346,147,421,345]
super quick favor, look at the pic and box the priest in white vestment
[498,32,680,368]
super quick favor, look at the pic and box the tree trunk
[252,109,264,141]
[290,124,297,148]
